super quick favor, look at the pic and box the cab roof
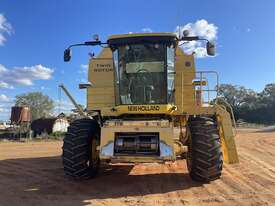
[107,32,177,46]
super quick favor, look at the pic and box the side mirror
[207,42,215,56]
[64,48,72,62]
[79,82,94,89]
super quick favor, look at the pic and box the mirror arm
[67,43,88,49]
[64,41,109,62]
[177,37,215,56]
[198,38,210,43]
[180,36,210,43]
[67,41,108,49]
[181,36,200,41]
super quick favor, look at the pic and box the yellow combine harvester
[63,32,238,182]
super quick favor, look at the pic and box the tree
[15,92,54,120]
[259,83,275,106]
[218,83,275,124]
[218,84,257,119]
[256,84,275,123]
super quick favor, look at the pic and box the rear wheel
[187,116,223,182]
[62,118,100,179]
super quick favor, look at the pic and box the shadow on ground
[0,156,202,206]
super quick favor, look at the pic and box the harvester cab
[62,31,238,182]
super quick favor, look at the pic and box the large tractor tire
[62,118,100,179]
[187,116,223,182]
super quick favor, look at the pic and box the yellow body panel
[100,120,175,162]
[108,32,176,40]
[85,33,238,164]
[106,104,176,115]
[174,47,196,113]
[87,45,213,116]
[87,48,115,111]
[216,105,239,164]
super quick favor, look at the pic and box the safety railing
[179,70,237,135]
[182,71,219,106]
[196,71,219,105]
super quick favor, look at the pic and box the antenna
[58,85,61,114]
[177,1,181,38]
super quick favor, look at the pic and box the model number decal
[128,105,160,112]
[94,63,113,72]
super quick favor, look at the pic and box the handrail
[195,71,219,100]
[191,71,219,105]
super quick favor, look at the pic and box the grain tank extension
[62,32,239,182]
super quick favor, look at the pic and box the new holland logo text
[128,105,160,112]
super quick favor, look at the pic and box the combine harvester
[62,31,238,182]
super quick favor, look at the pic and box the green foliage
[49,131,65,139]
[218,83,275,124]
[15,92,54,120]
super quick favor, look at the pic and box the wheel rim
[89,136,99,169]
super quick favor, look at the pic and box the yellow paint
[87,44,215,116]
[100,120,175,162]
[85,32,239,164]
[109,156,170,163]
[216,105,239,164]
[87,48,115,111]
[108,32,177,40]
[174,47,196,113]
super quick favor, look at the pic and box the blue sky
[0,0,275,120]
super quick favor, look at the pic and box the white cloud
[79,64,88,74]
[0,64,54,88]
[0,94,10,102]
[141,28,153,33]
[176,19,218,58]
[80,64,88,69]
[40,86,48,90]
[0,104,10,112]
[0,95,13,120]
[0,107,8,113]
[0,13,12,46]
[0,81,14,89]
[0,104,11,120]
[129,28,153,34]
[53,100,75,116]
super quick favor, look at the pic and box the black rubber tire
[187,116,223,182]
[62,118,100,179]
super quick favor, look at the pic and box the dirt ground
[0,129,275,206]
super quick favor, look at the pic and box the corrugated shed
[31,118,69,135]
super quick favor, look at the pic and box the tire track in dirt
[1,130,275,206]
[239,153,275,179]
[222,164,269,203]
